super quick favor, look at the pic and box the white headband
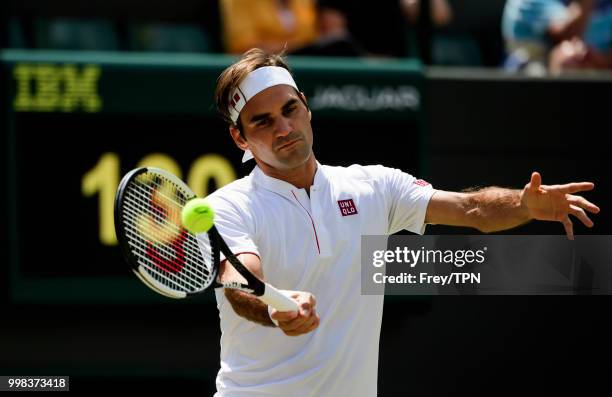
[227,66,299,162]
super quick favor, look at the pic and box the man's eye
[257,119,270,127]
[284,106,297,116]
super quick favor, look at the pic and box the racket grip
[260,284,299,312]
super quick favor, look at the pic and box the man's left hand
[521,172,600,239]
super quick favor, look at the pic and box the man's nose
[274,116,292,137]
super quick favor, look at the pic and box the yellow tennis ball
[181,198,215,234]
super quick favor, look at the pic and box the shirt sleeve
[201,194,260,262]
[379,166,436,235]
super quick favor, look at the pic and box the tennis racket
[114,167,298,311]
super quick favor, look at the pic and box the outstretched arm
[425,172,600,239]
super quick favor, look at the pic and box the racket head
[114,167,219,298]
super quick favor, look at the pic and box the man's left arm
[425,172,600,239]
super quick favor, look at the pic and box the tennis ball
[181,198,215,234]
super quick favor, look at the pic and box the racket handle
[260,284,299,312]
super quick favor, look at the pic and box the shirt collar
[251,161,326,198]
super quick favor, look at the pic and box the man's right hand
[270,291,320,336]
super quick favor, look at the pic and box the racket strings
[120,172,216,294]
[123,225,205,284]
[129,180,216,264]
[129,179,202,251]
[122,196,205,262]
[122,186,209,271]
[125,193,213,277]
[122,205,207,291]
[123,224,208,285]
[128,246,201,291]
[123,201,213,292]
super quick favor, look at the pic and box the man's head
[214,49,314,171]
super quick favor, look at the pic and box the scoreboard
[1,50,424,304]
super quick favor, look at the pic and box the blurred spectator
[220,0,364,56]
[549,36,612,72]
[291,4,366,56]
[403,0,491,66]
[401,0,453,27]
[317,0,408,57]
[220,0,319,54]
[502,0,612,73]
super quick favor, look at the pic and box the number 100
[81,152,236,245]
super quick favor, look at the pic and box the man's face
[231,85,314,171]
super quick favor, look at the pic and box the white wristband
[267,305,279,327]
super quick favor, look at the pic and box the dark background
[2,0,612,395]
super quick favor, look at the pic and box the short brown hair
[214,48,292,127]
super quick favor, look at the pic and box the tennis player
[207,48,600,396]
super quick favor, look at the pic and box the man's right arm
[220,253,320,336]
[221,253,275,326]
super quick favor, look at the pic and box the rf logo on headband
[230,93,241,111]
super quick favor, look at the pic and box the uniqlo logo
[413,179,430,187]
[338,199,358,217]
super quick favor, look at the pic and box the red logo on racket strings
[413,179,430,187]
[338,199,358,217]
[145,185,188,273]
[146,229,188,273]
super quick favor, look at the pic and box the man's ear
[229,125,249,151]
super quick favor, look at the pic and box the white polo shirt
[206,162,435,397]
